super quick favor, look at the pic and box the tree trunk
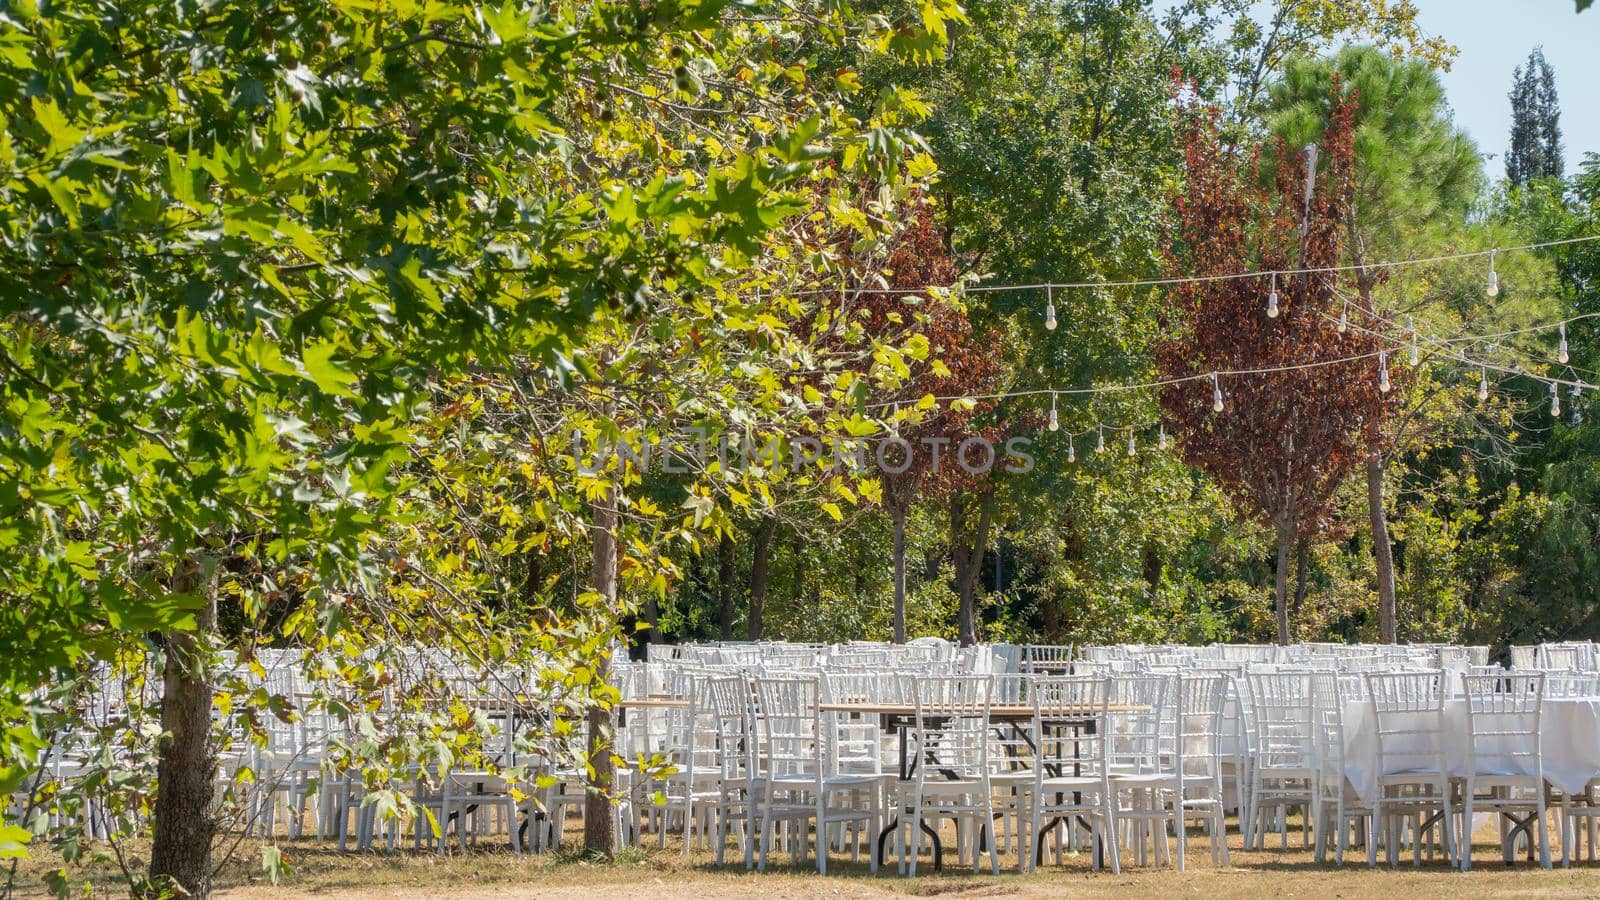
[746,517,776,640]
[1293,535,1310,615]
[583,487,619,858]
[1273,521,1295,645]
[150,560,217,898]
[891,504,908,644]
[1367,453,1398,643]
[951,494,994,647]
[717,532,735,640]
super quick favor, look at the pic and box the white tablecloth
[1343,697,1600,803]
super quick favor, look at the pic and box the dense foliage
[4,0,1600,895]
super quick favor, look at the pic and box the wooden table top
[617,697,690,709]
[616,699,1144,717]
[819,702,1142,718]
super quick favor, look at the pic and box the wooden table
[615,696,688,727]
[820,702,1140,870]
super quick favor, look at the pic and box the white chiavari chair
[1247,670,1319,850]
[1459,671,1549,870]
[1364,671,1456,868]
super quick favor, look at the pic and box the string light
[1127,432,1137,457]
[1067,435,1076,462]
[1337,301,1348,334]
[794,234,1600,301]
[1487,249,1499,298]
[1158,423,1168,450]
[1044,285,1057,331]
[1551,380,1561,417]
[1574,382,1585,425]
[1096,425,1105,454]
[1478,367,1490,403]
[1378,350,1391,393]
[1266,273,1279,319]
[1407,316,1419,366]
[1559,322,1570,364]
[1047,392,1059,432]
[867,310,1600,413]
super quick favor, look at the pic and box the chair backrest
[1539,644,1584,671]
[1248,671,1318,771]
[704,675,758,782]
[1176,673,1229,781]
[1541,669,1599,698]
[1308,671,1349,798]
[1026,675,1110,779]
[1509,645,1538,670]
[755,676,826,781]
[1461,671,1544,779]
[912,676,993,783]
[1106,673,1172,776]
[1364,670,1446,777]
[1023,644,1074,674]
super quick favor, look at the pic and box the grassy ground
[16,817,1600,898]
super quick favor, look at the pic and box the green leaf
[0,823,30,860]
[30,97,83,155]
[302,341,359,398]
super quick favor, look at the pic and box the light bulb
[1559,322,1570,364]
[1127,433,1136,457]
[1047,394,1059,432]
[1096,427,1105,454]
[1378,350,1391,394]
[1266,273,1279,319]
[1487,250,1499,298]
[1552,381,1561,418]
[1044,287,1057,331]
[1337,303,1348,334]
[1408,316,1418,366]
[1478,368,1489,403]
[1211,373,1224,413]
[1574,383,1585,425]
[1158,424,1168,450]
[1067,437,1076,463]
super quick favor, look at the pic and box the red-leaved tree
[1156,87,1398,644]
[821,198,1006,642]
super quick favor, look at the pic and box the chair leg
[1442,785,1457,870]
[907,792,924,877]
[1538,793,1552,869]
[816,794,828,875]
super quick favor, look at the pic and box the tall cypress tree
[1508,47,1564,184]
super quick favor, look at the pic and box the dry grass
[16,817,1600,898]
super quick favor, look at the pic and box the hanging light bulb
[1337,301,1348,334]
[1378,350,1391,394]
[1127,432,1137,457]
[1478,367,1489,403]
[1044,286,1057,331]
[1559,322,1570,364]
[1047,392,1059,432]
[1573,382,1585,425]
[1096,425,1105,454]
[1551,381,1562,418]
[1158,423,1168,450]
[1487,249,1499,298]
[1408,316,1419,366]
[1211,373,1224,413]
[1067,436,1076,463]
[1266,273,1279,319]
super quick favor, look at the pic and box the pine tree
[1508,47,1564,185]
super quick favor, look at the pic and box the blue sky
[1414,0,1597,175]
